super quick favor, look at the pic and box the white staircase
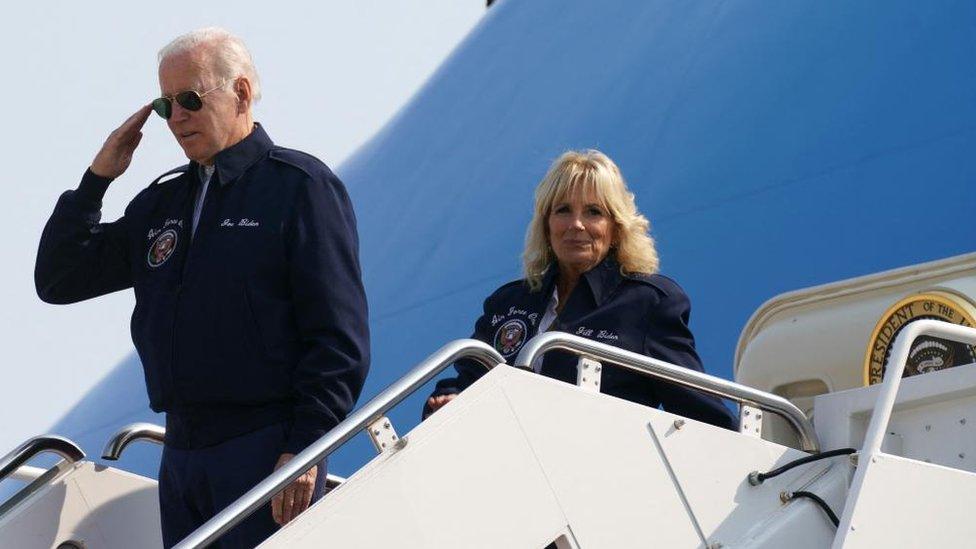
[4,322,976,548]
[262,364,847,548]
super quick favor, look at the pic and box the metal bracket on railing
[739,406,763,438]
[576,357,603,393]
[515,331,820,453]
[0,435,85,484]
[102,422,166,461]
[367,416,402,453]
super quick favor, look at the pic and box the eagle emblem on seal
[864,291,976,384]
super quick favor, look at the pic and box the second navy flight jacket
[427,257,737,429]
[35,125,370,453]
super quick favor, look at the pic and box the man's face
[158,49,245,165]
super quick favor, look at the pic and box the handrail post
[851,320,976,457]
[0,435,85,484]
[102,422,166,461]
[173,338,503,549]
[514,331,821,452]
[833,320,976,545]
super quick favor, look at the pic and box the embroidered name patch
[147,229,178,268]
[220,218,261,228]
[575,326,619,341]
[494,319,528,357]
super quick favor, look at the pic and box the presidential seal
[494,319,528,357]
[863,291,976,385]
[147,229,178,268]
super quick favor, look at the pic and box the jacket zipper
[168,174,201,414]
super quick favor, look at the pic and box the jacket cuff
[75,168,114,205]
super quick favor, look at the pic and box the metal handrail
[514,331,821,452]
[102,422,166,460]
[0,435,85,483]
[10,465,47,482]
[174,338,504,549]
[852,320,976,459]
[834,320,976,543]
[101,422,348,489]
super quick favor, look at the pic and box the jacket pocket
[243,281,299,365]
[242,283,270,357]
[130,285,177,410]
[174,280,289,404]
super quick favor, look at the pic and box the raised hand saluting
[90,104,153,179]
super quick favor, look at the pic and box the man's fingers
[297,479,313,514]
[271,454,316,525]
[124,104,153,128]
[115,131,143,152]
[107,122,144,154]
[116,104,153,138]
[282,486,296,523]
[429,394,458,413]
[276,475,316,525]
[272,492,283,525]
[125,131,144,152]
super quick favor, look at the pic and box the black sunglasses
[152,80,228,119]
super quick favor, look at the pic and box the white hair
[158,27,262,102]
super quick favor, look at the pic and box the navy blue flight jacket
[427,258,737,429]
[35,125,370,453]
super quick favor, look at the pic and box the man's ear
[234,77,252,114]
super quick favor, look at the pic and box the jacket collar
[189,123,274,187]
[580,255,625,307]
[539,255,625,308]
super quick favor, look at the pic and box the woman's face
[547,190,616,275]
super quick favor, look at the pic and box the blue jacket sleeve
[35,169,133,304]
[642,285,738,430]
[283,169,370,454]
[421,293,496,418]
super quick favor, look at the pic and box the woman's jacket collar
[537,255,629,308]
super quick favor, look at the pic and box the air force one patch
[147,229,178,268]
[494,318,528,357]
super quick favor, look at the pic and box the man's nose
[170,102,191,122]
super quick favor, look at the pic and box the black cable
[789,490,840,527]
[751,448,856,485]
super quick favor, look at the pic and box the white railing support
[833,320,976,546]
[515,331,820,452]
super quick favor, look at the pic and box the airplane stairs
[262,362,844,548]
[3,323,976,548]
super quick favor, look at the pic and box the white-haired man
[36,27,370,547]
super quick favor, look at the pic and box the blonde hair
[523,150,659,290]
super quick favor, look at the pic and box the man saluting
[35,27,370,547]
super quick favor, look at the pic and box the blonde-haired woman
[424,150,735,429]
